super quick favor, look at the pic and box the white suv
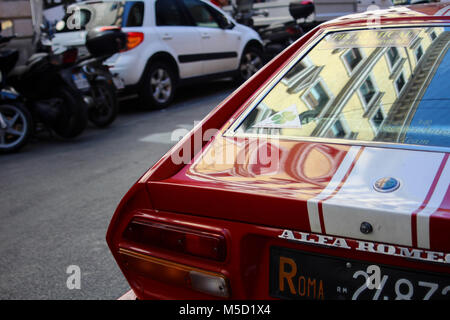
[53,0,264,109]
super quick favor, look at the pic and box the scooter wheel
[0,103,33,153]
[52,86,88,139]
[88,80,118,128]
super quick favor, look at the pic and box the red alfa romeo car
[107,3,450,300]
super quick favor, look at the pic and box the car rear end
[53,0,147,87]
[106,5,450,300]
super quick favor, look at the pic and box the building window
[326,118,348,138]
[342,48,363,73]
[395,72,406,95]
[415,45,424,63]
[359,76,377,107]
[284,63,306,82]
[370,106,385,133]
[302,81,331,113]
[386,47,400,70]
[430,31,437,41]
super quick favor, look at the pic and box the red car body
[107,3,450,300]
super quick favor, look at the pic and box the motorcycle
[0,24,89,153]
[0,33,32,153]
[231,0,315,63]
[70,26,127,128]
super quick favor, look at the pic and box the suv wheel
[141,61,176,110]
[236,46,264,83]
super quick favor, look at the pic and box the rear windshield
[56,1,144,32]
[232,27,450,149]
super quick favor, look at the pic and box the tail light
[286,26,301,35]
[62,48,78,65]
[119,248,229,298]
[107,189,230,299]
[98,26,121,32]
[122,32,144,52]
[123,218,227,261]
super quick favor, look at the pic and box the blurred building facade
[0,0,44,63]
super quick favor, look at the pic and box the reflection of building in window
[359,76,377,107]
[282,58,324,94]
[302,80,331,113]
[378,30,450,144]
[395,72,406,95]
[430,31,437,41]
[342,48,363,73]
[415,45,424,62]
[386,47,400,70]
[370,106,385,134]
[284,63,306,82]
[233,27,448,148]
[325,118,349,138]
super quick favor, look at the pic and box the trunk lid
[147,136,450,253]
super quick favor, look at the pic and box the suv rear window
[155,0,188,26]
[231,27,450,149]
[57,1,144,32]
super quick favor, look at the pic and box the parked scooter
[231,0,268,28]
[231,0,314,63]
[42,23,126,128]
[70,26,127,128]
[1,26,89,150]
[0,34,33,153]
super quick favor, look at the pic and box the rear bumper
[109,208,450,300]
[118,289,137,300]
[106,53,143,87]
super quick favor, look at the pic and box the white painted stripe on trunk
[322,148,445,247]
[307,146,362,233]
[434,5,450,16]
[416,159,450,249]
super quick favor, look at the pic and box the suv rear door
[154,0,204,78]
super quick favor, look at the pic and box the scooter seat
[9,52,50,82]
[26,52,49,65]
[8,65,29,82]
[0,49,19,75]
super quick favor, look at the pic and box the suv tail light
[122,32,144,52]
[123,219,227,261]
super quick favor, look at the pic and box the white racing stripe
[416,155,450,249]
[434,5,450,16]
[321,148,445,247]
[307,146,362,233]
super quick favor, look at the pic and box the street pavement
[0,80,237,299]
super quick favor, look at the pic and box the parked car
[53,0,264,110]
[106,3,450,300]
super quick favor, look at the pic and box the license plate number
[269,247,450,300]
[72,73,90,90]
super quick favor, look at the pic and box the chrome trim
[224,23,450,154]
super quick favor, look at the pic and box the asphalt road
[0,79,237,299]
